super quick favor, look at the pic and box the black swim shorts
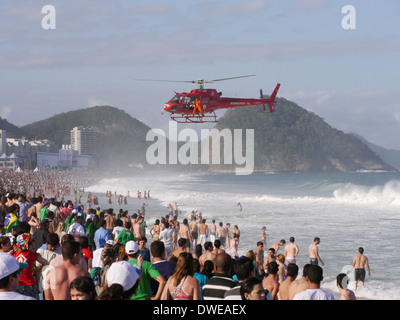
[355,268,366,282]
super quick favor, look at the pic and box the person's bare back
[45,240,90,300]
[288,277,309,300]
[262,274,279,300]
[278,277,294,300]
[285,242,299,258]
[46,260,89,300]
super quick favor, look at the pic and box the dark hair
[214,239,221,248]
[178,238,187,248]
[286,263,299,278]
[193,258,200,273]
[78,235,89,249]
[46,233,60,247]
[0,236,11,248]
[202,260,214,279]
[267,261,279,275]
[70,276,97,300]
[97,281,139,300]
[307,265,323,284]
[240,277,262,300]
[302,264,311,277]
[0,269,19,289]
[150,240,165,258]
[234,257,254,281]
[194,244,202,258]
[115,219,123,227]
[62,240,81,260]
[204,241,213,251]
[336,273,348,289]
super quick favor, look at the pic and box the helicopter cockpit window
[169,94,183,104]
[181,96,191,109]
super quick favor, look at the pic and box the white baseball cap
[0,253,29,279]
[106,261,140,291]
[125,240,139,255]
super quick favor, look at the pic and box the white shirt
[67,222,86,241]
[112,226,125,239]
[293,288,335,300]
[159,228,173,248]
[0,291,36,300]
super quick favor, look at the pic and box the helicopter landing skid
[170,112,218,123]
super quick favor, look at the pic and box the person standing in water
[350,247,371,291]
[308,237,324,266]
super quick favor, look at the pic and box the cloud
[87,97,111,107]
[0,106,12,119]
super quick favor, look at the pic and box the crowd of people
[0,170,371,301]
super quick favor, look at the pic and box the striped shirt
[202,274,238,300]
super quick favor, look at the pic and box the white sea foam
[86,171,400,300]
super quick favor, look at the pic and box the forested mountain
[20,105,152,168]
[211,97,394,172]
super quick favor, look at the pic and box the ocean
[86,170,400,300]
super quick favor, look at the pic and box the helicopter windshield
[169,94,183,104]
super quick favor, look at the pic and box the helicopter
[136,75,281,123]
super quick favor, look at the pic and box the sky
[0,0,399,149]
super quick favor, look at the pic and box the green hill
[20,105,152,168]
[211,97,395,172]
[0,117,25,138]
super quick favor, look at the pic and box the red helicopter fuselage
[163,83,280,123]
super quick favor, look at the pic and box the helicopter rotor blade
[205,74,255,83]
[134,79,196,84]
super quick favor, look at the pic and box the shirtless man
[284,237,299,265]
[288,264,311,300]
[209,220,217,244]
[271,239,286,256]
[262,261,280,300]
[171,238,188,259]
[189,217,198,248]
[212,239,225,256]
[199,241,217,269]
[216,222,226,249]
[336,273,356,300]
[105,210,115,235]
[278,263,299,300]
[350,247,371,290]
[198,219,209,246]
[308,237,324,266]
[225,223,231,249]
[178,219,191,252]
[133,216,144,241]
[45,241,90,300]
[263,248,276,273]
[255,241,265,278]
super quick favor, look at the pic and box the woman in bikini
[162,252,200,300]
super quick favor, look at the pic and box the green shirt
[128,258,161,300]
[40,207,48,221]
[116,229,135,245]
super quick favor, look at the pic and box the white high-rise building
[70,126,96,155]
[0,130,6,156]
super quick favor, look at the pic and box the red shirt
[13,250,38,286]
[81,248,93,265]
